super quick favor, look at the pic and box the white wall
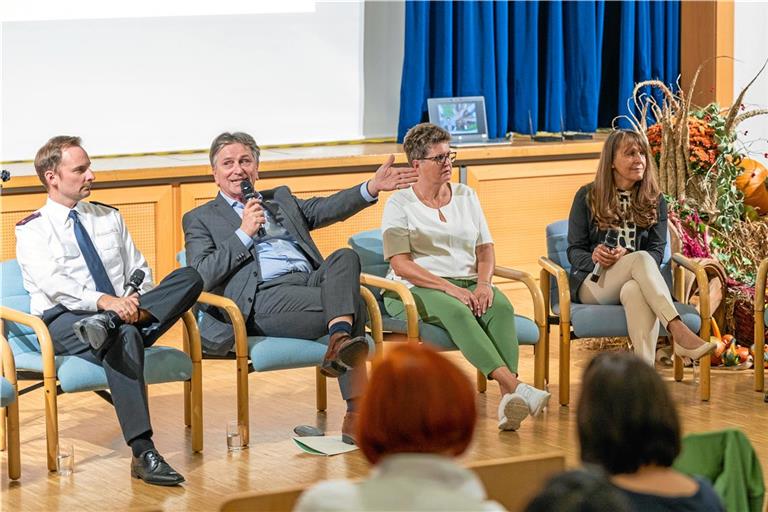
[734,2,768,168]
[1,2,369,160]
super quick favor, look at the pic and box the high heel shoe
[673,340,717,360]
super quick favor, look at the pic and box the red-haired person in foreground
[295,344,504,511]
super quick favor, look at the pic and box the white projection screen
[1,1,368,160]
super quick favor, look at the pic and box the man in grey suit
[182,132,417,443]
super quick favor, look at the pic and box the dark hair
[209,131,261,167]
[402,123,451,164]
[357,343,476,464]
[524,469,631,512]
[577,352,681,474]
[34,135,83,189]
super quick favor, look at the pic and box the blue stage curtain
[397,0,680,141]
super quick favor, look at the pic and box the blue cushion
[248,334,376,372]
[561,302,701,339]
[764,308,767,328]
[0,376,16,407]
[16,346,194,393]
[177,251,187,266]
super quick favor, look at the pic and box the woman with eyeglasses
[380,122,550,431]
[567,129,716,364]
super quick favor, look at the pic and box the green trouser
[384,278,519,376]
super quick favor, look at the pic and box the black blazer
[566,183,668,303]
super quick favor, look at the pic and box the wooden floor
[3,288,768,511]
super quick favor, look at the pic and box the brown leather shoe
[320,332,369,378]
[341,412,358,445]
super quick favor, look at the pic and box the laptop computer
[427,96,512,147]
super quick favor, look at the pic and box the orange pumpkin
[735,159,768,215]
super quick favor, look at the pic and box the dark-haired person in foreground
[524,469,631,512]
[182,131,417,443]
[577,352,725,511]
[16,136,204,485]
[296,343,503,511]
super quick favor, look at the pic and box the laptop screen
[427,96,489,140]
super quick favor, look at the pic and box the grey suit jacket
[182,184,374,354]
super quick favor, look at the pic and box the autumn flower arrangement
[624,61,768,285]
[623,61,768,343]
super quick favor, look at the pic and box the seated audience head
[357,343,476,464]
[208,131,261,200]
[402,122,452,167]
[524,469,631,512]
[577,352,680,475]
[591,129,660,229]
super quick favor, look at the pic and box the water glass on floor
[57,442,74,476]
[227,420,244,451]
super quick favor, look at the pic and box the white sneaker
[498,393,529,431]
[515,383,551,417]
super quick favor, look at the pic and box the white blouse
[381,183,493,287]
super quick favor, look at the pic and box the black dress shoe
[131,449,185,486]
[73,311,120,352]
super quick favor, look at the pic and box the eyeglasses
[420,151,457,166]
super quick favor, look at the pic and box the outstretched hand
[367,155,419,196]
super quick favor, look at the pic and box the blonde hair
[588,130,660,230]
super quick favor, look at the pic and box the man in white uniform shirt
[15,136,203,486]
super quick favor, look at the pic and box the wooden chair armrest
[493,266,546,328]
[1,334,18,385]
[0,306,56,380]
[671,253,711,321]
[358,284,383,357]
[195,292,249,359]
[359,273,419,340]
[537,257,571,324]
[180,310,203,363]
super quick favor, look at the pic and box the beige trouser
[578,251,679,365]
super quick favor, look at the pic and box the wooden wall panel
[467,160,597,281]
[1,185,175,279]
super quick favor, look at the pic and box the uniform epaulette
[16,212,41,226]
[89,201,119,211]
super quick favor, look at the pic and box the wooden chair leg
[558,323,570,406]
[190,357,203,452]
[315,368,327,412]
[756,315,765,392]
[183,381,192,428]
[0,405,6,452]
[671,336,684,382]
[476,370,487,393]
[699,355,711,402]
[236,355,250,447]
[6,399,20,480]
[534,325,547,390]
[44,376,58,471]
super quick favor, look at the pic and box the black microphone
[590,229,620,283]
[123,269,145,297]
[240,180,266,238]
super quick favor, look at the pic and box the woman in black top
[578,352,725,512]
[567,129,714,363]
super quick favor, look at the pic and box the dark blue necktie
[68,210,116,296]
